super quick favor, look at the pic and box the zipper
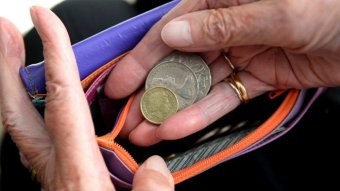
[97,135,139,172]
[93,53,301,184]
[100,89,299,184]
[111,142,139,172]
[96,94,139,171]
[172,89,299,183]
[81,53,128,90]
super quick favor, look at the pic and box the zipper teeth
[111,95,135,139]
[96,95,137,170]
[110,95,138,171]
[172,90,299,183]
[101,88,299,183]
[112,142,139,172]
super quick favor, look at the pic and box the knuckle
[203,9,233,46]
[45,81,63,97]
[203,8,246,47]
[45,81,75,107]
[1,108,19,131]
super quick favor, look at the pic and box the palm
[113,46,339,147]
[228,46,340,89]
[104,0,340,146]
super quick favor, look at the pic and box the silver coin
[146,61,199,110]
[160,51,211,102]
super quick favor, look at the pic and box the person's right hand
[104,0,340,147]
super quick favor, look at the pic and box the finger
[209,55,234,84]
[129,120,161,147]
[132,156,174,191]
[104,0,257,99]
[157,72,274,140]
[30,7,113,188]
[119,89,145,139]
[104,0,200,99]
[161,1,307,51]
[123,53,234,145]
[0,17,50,168]
[30,6,93,149]
[122,48,271,145]
[115,49,222,136]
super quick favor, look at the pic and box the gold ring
[224,73,249,104]
[223,53,236,73]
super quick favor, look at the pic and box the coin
[146,61,199,110]
[140,87,179,124]
[160,51,211,102]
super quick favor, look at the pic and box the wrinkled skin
[0,7,173,191]
[105,0,340,146]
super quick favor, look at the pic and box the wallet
[20,0,325,190]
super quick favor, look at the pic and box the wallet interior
[91,90,287,172]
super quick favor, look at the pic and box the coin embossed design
[141,87,179,124]
[160,51,211,102]
[146,62,199,110]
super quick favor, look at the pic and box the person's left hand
[0,6,173,191]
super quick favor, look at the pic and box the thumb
[161,0,305,51]
[132,156,174,191]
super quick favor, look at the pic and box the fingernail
[161,20,193,47]
[142,155,170,178]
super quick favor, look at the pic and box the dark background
[1,0,339,190]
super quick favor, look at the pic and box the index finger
[31,7,114,187]
[31,6,102,159]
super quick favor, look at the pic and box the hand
[104,0,340,146]
[0,7,173,191]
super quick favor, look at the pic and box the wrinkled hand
[104,0,340,146]
[0,7,173,191]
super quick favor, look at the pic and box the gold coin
[141,87,179,124]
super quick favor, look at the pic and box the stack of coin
[141,51,211,124]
